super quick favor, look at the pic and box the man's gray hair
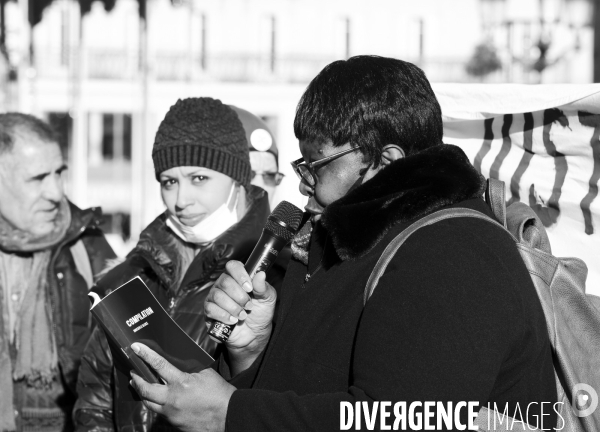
[0,113,58,155]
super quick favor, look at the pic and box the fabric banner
[433,84,600,296]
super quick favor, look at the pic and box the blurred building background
[0,0,596,254]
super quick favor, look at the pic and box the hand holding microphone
[205,261,274,350]
[205,201,303,361]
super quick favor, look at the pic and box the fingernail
[242,281,253,292]
[129,380,133,387]
[239,310,247,320]
[131,343,140,354]
[244,300,253,310]
[229,315,239,324]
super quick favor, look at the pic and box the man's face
[0,132,67,236]
[250,151,278,206]
[298,139,367,219]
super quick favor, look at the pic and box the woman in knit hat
[72,97,271,432]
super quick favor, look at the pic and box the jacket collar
[0,200,102,254]
[62,202,103,244]
[132,185,270,292]
[321,144,485,261]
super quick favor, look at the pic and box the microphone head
[265,201,304,242]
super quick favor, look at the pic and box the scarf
[290,217,313,266]
[0,199,71,431]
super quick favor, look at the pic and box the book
[89,276,214,384]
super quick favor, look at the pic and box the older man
[0,113,115,432]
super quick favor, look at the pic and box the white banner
[434,84,600,296]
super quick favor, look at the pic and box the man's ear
[380,144,405,166]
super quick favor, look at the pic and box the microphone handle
[208,230,288,343]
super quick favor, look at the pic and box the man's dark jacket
[53,204,116,391]
[73,186,271,432]
[10,203,116,431]
[223,144,557,431]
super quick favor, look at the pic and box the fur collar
[321,144,485,261]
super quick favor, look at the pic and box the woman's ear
[380,144,405,166]
[361,145,405,183]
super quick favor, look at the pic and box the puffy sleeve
[73,326,115,432]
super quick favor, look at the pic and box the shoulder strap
[70,239,94,290]
[362,204,539,431]
[363,207,506,306]
[485,178,507,228]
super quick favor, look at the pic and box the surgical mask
[166,184,239,244]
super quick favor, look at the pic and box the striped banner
[434,84,600,296]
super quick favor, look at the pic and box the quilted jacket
[73,186,270,432]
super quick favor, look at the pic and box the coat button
[57,272,64,280]
[11,293,19,302]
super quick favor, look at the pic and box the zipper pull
[301,273,310,289]
[169,297,176,310]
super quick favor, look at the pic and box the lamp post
[592,0,600,81]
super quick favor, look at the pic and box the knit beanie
[153,98,252,187]
[229,105,278,167]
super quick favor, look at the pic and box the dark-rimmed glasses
[291,147,362,186]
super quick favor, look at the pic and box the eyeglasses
[251,171,285,186]
[291,146,362,186]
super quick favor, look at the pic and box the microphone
[208,200,304,343]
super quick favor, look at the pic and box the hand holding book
[129,342,234,432]
[89,277,214,385]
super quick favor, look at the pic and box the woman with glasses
[128,57,556,432]
[73,98,272,432]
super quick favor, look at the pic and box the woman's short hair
[294,55,443,166]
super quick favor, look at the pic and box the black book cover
[89,276,214,384]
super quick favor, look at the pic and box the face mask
[166,184,239,244]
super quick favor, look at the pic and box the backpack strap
[363,207,506,305]
[363,208,536,430]
[485,178,507,228]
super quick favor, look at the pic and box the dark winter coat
[223,144,557,431]
[11,203,116,432]
[53,203,117,392]
[73,186,271,432]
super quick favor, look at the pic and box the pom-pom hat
[228,105,278,166]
